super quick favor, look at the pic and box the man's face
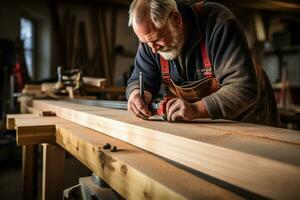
[133,14,184,60]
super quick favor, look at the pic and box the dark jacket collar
[177,1,203,56]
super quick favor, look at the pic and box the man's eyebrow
[145,39,158,43]
[143,35,159,43]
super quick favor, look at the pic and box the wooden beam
[32,100,300,199]
[42,144,65,200]
[17,125,56,145]
[21,145,37,200]
[82,77,106,88]
[56,121,243,199]
[7,115,242,199]
[12,117,66,145]
[6,114,39,130]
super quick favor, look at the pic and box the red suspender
[200,40,213,78]
[160,56,171,82]
[160,40,213,81]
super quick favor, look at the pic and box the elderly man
[126,0,279,126]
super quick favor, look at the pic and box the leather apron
[160,40,220,102]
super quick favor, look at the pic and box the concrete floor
[0,146,91,200]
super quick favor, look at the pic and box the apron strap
[200,40,213,78]
[160,56,171,83]
[160,40,213,81]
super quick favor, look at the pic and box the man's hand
[128,89,152,119]
[166,98,209,122]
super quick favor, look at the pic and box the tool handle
[139,72,144,101]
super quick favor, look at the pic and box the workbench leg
[42,144,66,200]
[21,145,38,200]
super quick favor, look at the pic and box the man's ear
[170,10,182,27]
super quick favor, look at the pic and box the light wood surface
[41,83,55,93]
[82,77,106,88]
[42,144,65,200]
[21,145,37,200]
[31,100,300,199]
[12,117,66,145]
[22,84,41,93]
[8,115,242,200]
[6,114,39,130]
[56,120,242,200]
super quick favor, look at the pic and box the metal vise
[55,66,85,96]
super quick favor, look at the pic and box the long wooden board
[82,77,106,88]
[9,115,242,200]
[32,100,300,199]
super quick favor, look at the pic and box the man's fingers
[131,103,149,119]
[128,90,152,119]
[167,100,181,121]
[166,98,178,114]
[171,110,183,122]
[135,99,152,117]
[144,92,153,106]
[128,100,145,118]
[129,105,143,118]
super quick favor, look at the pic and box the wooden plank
[13,117,65,145]
[41,79,106,93]
[17,125,56,145]
[55,121,243,200]
[16,98,39,200]
[42,144,65,200]
[7,115,242,199]
[41,83,55,93]
[6,114,39,130]
[27,106,44,115]
[82,77,106,88]
[190,120,300,145]
[32,100,300,199]
[23,84,41,92]
[21,145,37,200]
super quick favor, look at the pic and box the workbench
[7,100,300,200]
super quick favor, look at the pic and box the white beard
[158,49,179,60]
[158,21,184,60]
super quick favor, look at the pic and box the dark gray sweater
[127,1,279,126]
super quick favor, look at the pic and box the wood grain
[32,100,300,199]
[82,77,106,88]
[13,117,66,145]
[6,114,39,130]
[42,144,65,200]
[55,121,243,200]
[8,115,242,200]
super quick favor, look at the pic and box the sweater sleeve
[202,18,259,119]
[126,43,161,99]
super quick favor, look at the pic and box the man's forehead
[133,20,155,35]
[133,18,159,40]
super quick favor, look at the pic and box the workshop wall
[0,1,51,81]
[50,3,138,86]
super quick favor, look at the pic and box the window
[20,17,34,78]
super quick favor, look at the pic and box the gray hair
[128,0,177,28]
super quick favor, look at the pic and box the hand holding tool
[139,72,144,101]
